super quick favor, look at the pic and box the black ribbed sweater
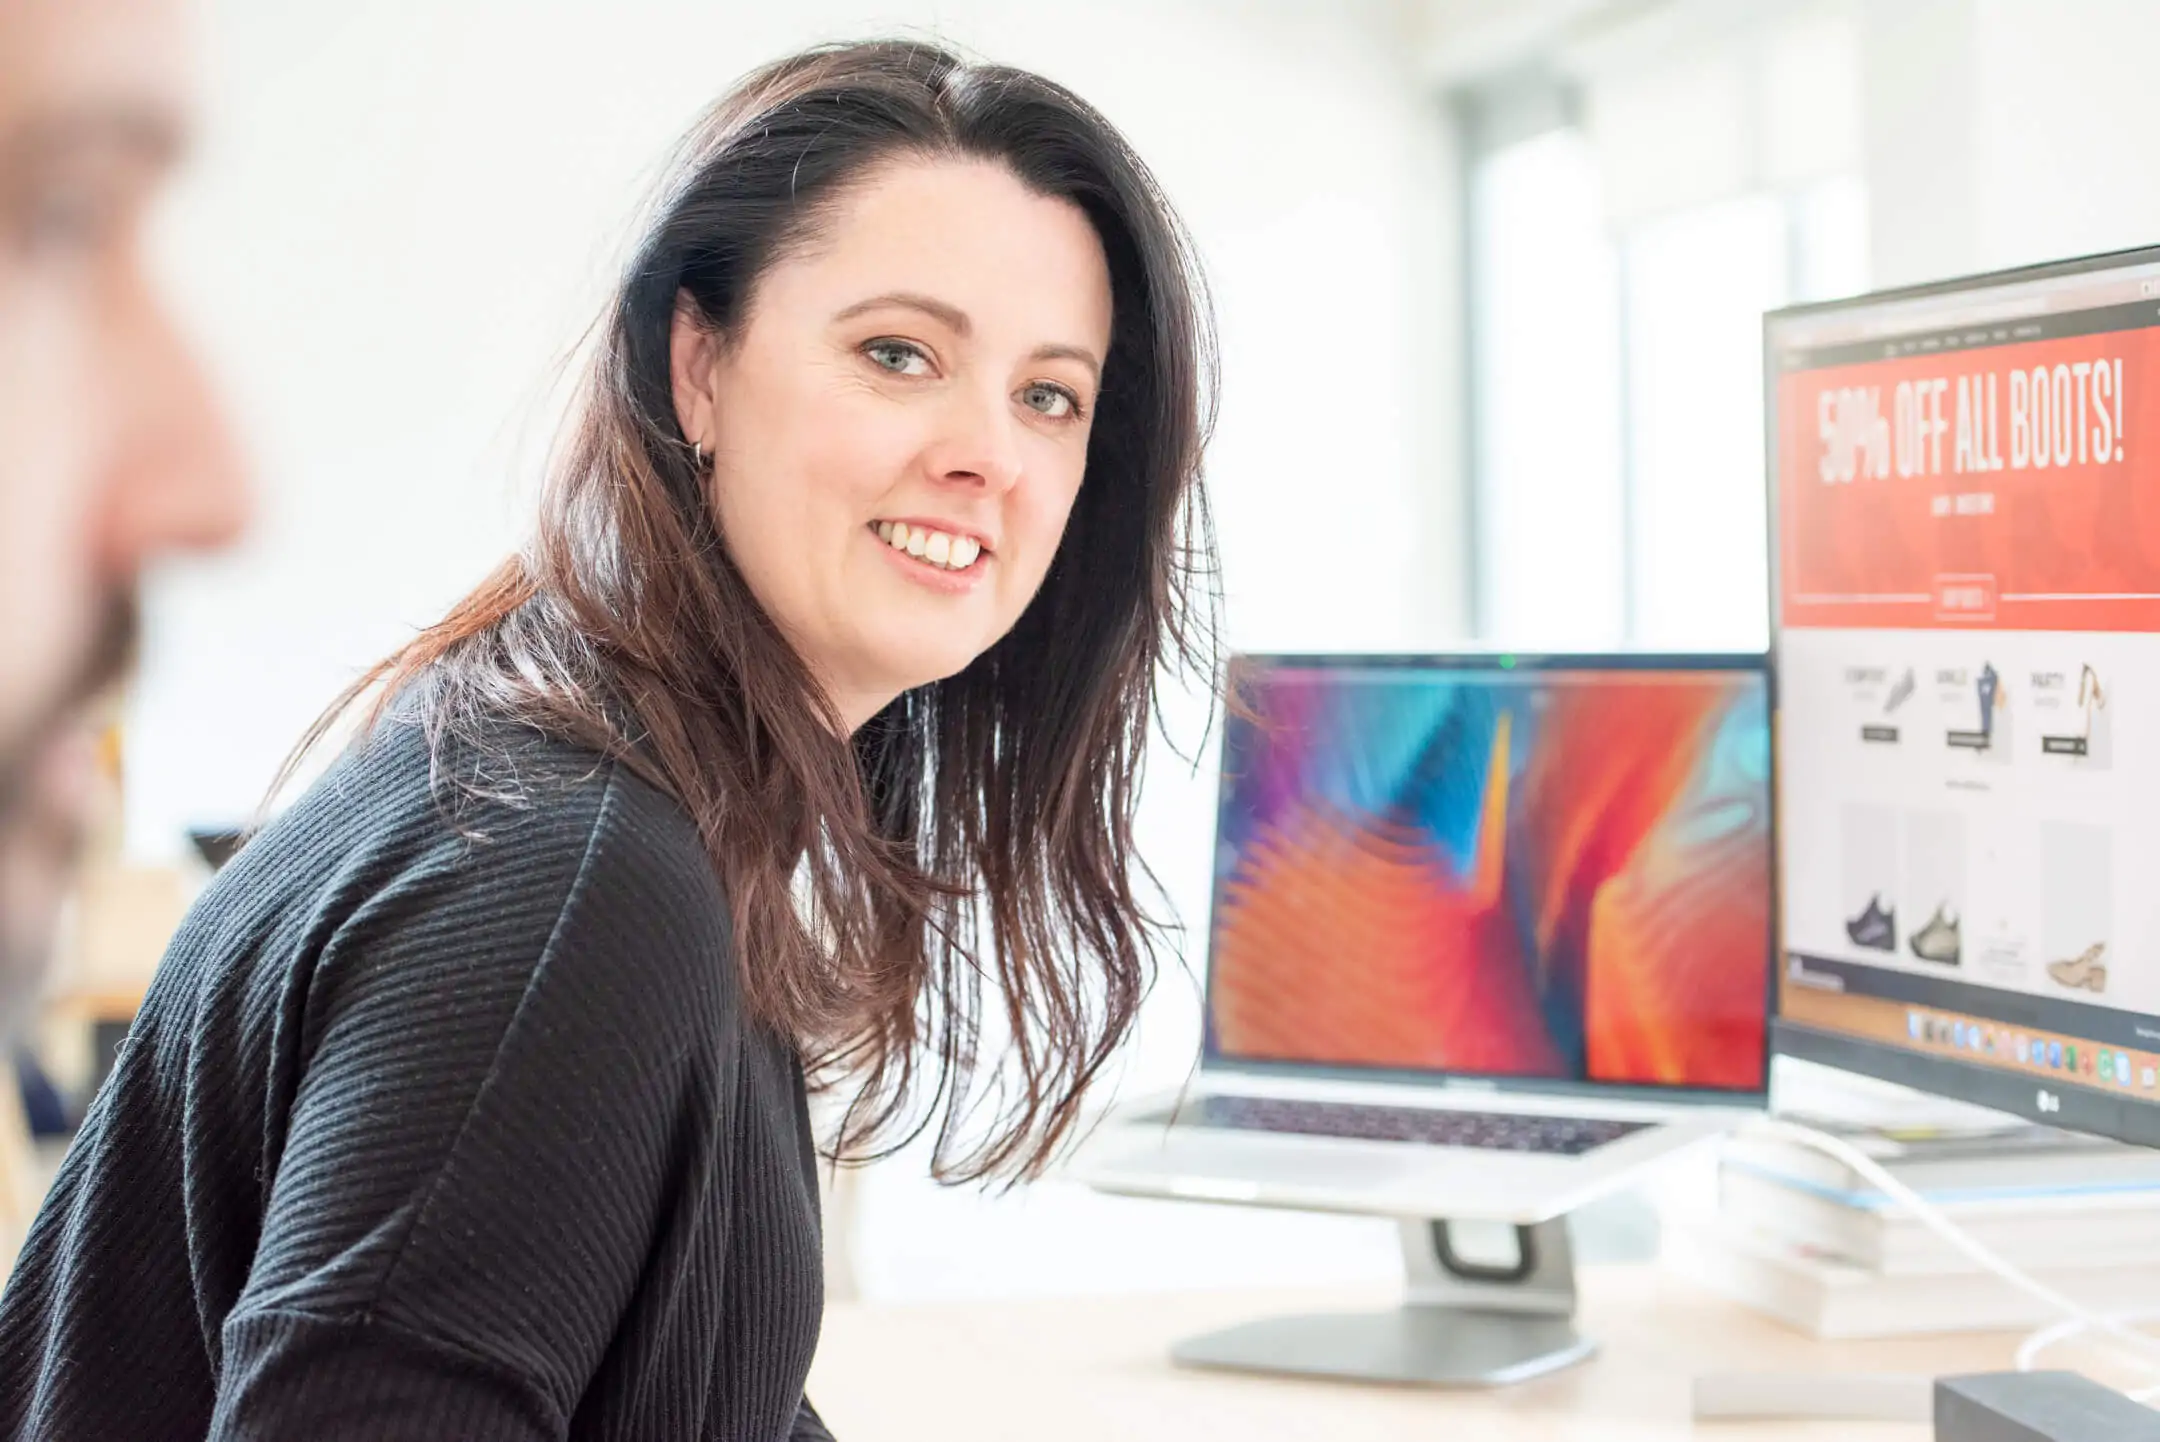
[0,715,833,1440]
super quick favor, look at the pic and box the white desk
[809,1264,2044,1439]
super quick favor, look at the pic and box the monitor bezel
[1198,649,1777,1108]
[1763,241,2160,1147]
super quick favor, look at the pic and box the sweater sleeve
[208,763,742,1441]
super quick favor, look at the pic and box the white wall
[1860,0,2160,288]
[139,0,1465,1300]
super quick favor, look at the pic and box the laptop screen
[1202,654,1774,1096]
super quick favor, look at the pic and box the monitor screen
[1768,245,2160,1144]
[1202,654,1773,1097]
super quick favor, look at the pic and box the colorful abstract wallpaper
[1206,661,1772,1091]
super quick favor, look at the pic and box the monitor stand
[1170,1216,1596,1387]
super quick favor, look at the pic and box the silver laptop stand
[1170,1216,1596,1387]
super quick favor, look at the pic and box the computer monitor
[1204,652,1775,1102]
[1766,243,2160,1147]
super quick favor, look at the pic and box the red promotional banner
[1778,326,2160,632]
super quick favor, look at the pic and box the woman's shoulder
[199,711,734,1013]
[303,706,700,853]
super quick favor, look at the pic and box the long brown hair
[282,40,1218,1182]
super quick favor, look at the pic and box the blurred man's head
[0,0,247,1010]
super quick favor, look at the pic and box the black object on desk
[1936,1371,2160,1441]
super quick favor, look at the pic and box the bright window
[1468,117,1867,650]
[1468,128,1625,648]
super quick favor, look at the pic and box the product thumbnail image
[2047,942,2108,993]
[1846,894,1896,952]
[1909,904,1961,966]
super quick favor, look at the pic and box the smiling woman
[670,158,1116,726]
[0,39,1218,1442]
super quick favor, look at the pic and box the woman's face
[671,156,1113,731]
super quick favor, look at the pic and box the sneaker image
[2047,942,2107,993]
[1909,904,1961,965]
[1884,668,1916,714]
[1845,894,1897,951]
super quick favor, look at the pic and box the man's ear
[669,290,722,452]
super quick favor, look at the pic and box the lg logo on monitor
[2037,1090,2061,1114]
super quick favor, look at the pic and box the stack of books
[1667,1117,2160,1337]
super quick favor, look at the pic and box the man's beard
[0,592,138,1028]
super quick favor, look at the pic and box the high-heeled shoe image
[2078,664,2106,742]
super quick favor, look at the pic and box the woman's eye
[1020,382,1081,419]
[864,339,931,376]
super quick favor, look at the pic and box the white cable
[2015,1315,2087,1371]
[2015,1307,2160,1378]
[1748,1119,2160,1374]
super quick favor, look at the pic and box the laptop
[1073,651,1774,1225]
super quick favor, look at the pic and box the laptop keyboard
[1181,1095,1651,1156]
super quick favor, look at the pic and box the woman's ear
[669,290,722,453]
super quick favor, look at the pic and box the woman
[0,39,1216,1441]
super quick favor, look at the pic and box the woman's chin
[862,635,991,699]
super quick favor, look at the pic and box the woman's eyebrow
[833,291,1103,381]
[832,291,970,334]
[1032,343,1101,383]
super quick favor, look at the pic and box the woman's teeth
[876,521,981,571]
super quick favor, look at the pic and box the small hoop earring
[692,440,707,472]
